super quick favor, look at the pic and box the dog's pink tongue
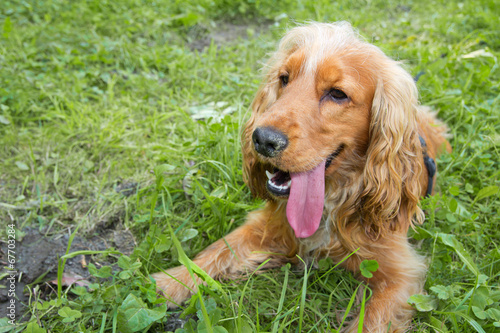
[286,160,325,238]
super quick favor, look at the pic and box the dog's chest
[297,214,333,261]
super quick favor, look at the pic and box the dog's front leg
[344,237,427,332]
[152,204,295,308]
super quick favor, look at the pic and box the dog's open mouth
[265,144,344,198]
[266,169,292,196]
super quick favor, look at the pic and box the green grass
[0,0,499,332]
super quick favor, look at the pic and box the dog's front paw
[151,266,197,308]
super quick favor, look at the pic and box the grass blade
[272,263,290,333]
[357,285,367,333]
[297,256,309,332]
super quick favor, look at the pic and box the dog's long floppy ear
[241,84,276,200]
[361,59,425,238]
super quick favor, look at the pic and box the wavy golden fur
[153,22,451,332]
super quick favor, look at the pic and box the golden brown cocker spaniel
[153,22,451,332]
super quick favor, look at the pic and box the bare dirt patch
[188,22,271,51]
[0,227,135,320]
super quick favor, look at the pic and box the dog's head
[242,22,424,239]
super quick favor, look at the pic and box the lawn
[0,0,499,332]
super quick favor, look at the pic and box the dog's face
[248,45,378,238]
[252,48,375,178]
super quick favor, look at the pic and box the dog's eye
[328,88,348,102]
[279,74,289,87]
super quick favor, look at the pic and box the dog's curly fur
[153,22,451,332]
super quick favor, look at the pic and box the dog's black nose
[252,127,288,157]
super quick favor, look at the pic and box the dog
[152,22,451,332]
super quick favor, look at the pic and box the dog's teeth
[265,170,275,180]
[287,180,292,187]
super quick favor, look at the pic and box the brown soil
[0,227,135,321]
